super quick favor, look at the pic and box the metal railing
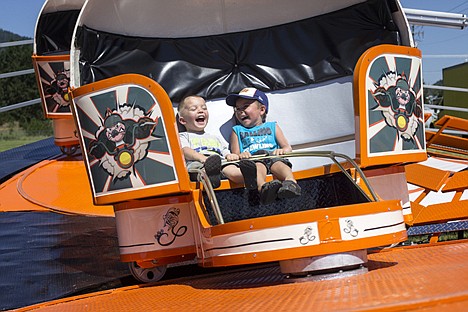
[404,8,467,30]
[193,151,379,225]
[0,39,33,48]
[0,40,41,114]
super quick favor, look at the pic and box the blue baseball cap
[226,88,269,112]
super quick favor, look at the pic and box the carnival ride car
[67,0,422,282]
[31,0,85,155]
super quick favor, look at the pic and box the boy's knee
[222,165,240,177]
[271,160,288,170]
[256,162,267,174]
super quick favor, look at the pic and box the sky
[0,0,467,84]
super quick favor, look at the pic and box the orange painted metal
[194,199,407,267]
[443,170,468,192]
[426,134,468,160]
[114,194,193,212]
[120,251,196,266]
[70,74,192,205]
[32,54,74,120]
[364,165,413,223]
[405,158,467,225]
[405,163,450,192]
[206,201,403,236]
[426,116,468,159]
[0,157,114,217]
[15,241,468,312]
[353,44,427,168]
[434,115,468,131]
[0,171,49,213]
[201,232,407,268]
[411,201,468,225]
[427,115,468,148]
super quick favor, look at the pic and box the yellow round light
[397,115,406,129]
[119,151,132,166]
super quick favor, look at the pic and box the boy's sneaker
[277,180,302,199]
[259,180,282,205]
[239,159,257,190]
[204,155,222,189]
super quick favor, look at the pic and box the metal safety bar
[188,167,225,224]
[190,151,379,225]
[283,151,379,202]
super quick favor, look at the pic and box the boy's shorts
[252,150,292,174]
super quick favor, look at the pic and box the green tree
[0,29,51,136]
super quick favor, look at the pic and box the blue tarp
[0,137,61,181]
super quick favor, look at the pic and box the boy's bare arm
[230,131,251,159]
[182,147,208,163]
[274,124,292,155]
[230,131,241,154]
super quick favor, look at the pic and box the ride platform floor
[2,140,467,311]
[0,153,114,217]
[15,240,468,312]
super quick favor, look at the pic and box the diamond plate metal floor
[16,241,468,311]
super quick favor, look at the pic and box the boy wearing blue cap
[226,88,301,204]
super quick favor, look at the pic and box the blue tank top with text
[233,121,278,154]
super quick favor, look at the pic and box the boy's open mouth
[196,116,206,123]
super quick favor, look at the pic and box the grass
[404,230,468,245]
[0,122,51,152]
[0,137,50,152]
